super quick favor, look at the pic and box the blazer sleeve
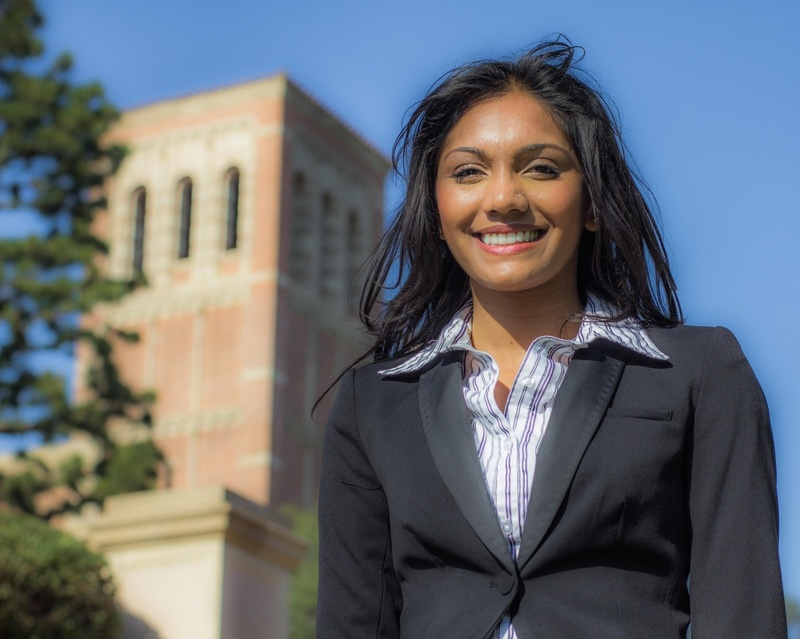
[688,327,787,638]
[316,368,402,638]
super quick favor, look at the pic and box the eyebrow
[442,143,573,161]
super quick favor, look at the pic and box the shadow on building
[121,609,162,639]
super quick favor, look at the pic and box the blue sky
[32,0,800,598]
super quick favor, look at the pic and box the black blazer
[317,325,787,639]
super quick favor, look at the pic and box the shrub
[0,510,120,639]
[281,505,318,639]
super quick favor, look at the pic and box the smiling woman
[436,94,592,290]
[316,39,787,639]
[435,92,595,408]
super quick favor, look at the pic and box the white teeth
[481,230,542,246]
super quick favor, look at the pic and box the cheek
[537,185,590,228]
[435,184,458,227]
[436,183,479,227]
[434,184,456,243]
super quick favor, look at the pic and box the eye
[450,166,485,183]
[526,161,561,179]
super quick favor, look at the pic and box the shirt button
[503,439,513,451]
[501,520,513,534]
[521,377,535,387]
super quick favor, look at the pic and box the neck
[469,283,583,357]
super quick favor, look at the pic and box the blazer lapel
[418,351,514,570]
[516,342,627,570]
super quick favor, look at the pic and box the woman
[316,40,786,638]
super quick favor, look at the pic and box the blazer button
[499,574,515,596]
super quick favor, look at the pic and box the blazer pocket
[340,477,383,490]
[604,406,673,422]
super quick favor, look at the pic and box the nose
[483,171,528,216]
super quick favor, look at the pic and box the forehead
[442,90,571,149]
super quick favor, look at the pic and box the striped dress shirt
[380,297,668,638]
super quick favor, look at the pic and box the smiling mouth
[479,230,545,246]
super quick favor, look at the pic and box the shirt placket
[507,344,550,553]
[465,352,520,552]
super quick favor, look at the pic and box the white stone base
[67,486,306,639]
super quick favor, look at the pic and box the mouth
[478,229,545,246]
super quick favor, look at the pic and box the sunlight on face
[436,91,594,301]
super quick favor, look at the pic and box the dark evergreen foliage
[0,0,159,517]
[0,509,121,638]
[788,597,800,639]
[282,504,318,639]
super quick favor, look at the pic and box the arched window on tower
[178,177,193,259]
[132,187,146,274]
[290,172,311,285]
[319,193,338,298]
[225,168,240,250]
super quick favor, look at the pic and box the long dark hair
[361,38,682,362]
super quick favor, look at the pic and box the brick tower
[86,75,388,508]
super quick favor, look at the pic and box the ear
[584,204,597,232]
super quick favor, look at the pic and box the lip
[474,224,542,235]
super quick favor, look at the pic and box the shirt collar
[379,295,668,376]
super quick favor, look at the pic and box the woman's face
[435,90,594,301]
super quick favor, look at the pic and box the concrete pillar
[72,486,306,639]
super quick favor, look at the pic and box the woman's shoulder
[645,323,753,369]
[353,351,432,382]
[647,322,739,344]
[355,346,452,378]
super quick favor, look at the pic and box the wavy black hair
[360,38,682,362]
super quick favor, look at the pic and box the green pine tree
[788,597,800,639]
[0,0,160,517]
[282,505,318,639]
